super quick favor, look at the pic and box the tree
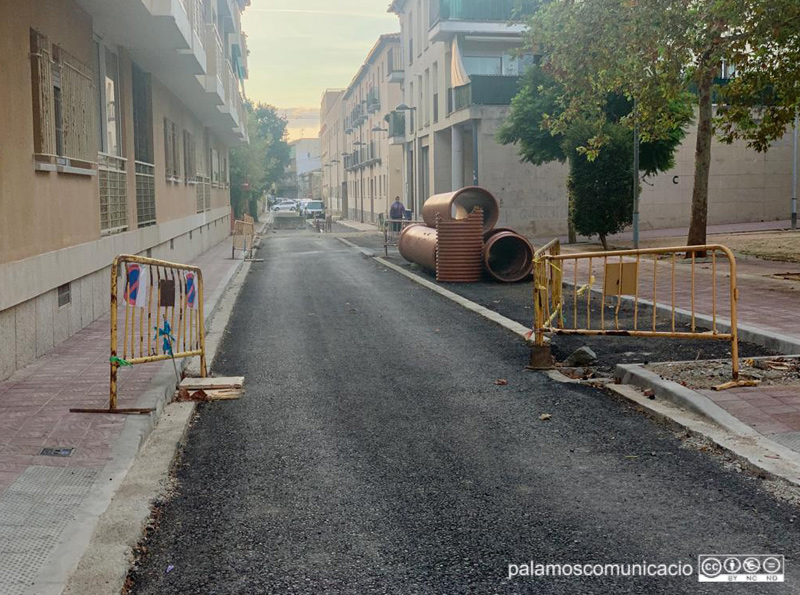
[498,66,688,247]
[566,123,635,250]
[525,0,800,247]
[230,102,290,220]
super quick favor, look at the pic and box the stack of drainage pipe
[398,186,534,283]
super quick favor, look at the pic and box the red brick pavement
[0,238,240,496]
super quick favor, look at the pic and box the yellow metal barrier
[532,243,742,384]
[232,218,256,259]
[71,254,207,414]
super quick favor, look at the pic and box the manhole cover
[39,447,74,457]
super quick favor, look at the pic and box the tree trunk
[599,233,608,251]
[687,67,715,248]
[568,196,577,244]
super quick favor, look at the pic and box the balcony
[367,88,381,114]
[387,111,406,145]
[428,0,531,41]
[450,75,521,113]
[201,25,226,104]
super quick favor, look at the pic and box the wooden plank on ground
[180,377,244,390]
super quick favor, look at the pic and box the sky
[242,0,400,141]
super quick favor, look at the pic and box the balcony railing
[430,0,535,26]
[98,153,128,234]
[188,0,205,48]
[388,111,406,138]
[450,75,521,112]
[206,25,224,87]
[135,161,157,227]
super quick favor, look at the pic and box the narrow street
[128,230,800,594]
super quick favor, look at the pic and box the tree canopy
[522,0,800,245]
[230,102,290,219]
[498,65,689,246]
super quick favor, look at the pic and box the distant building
[279,138,322,199]
[320,90,346,215]
[320,34,404,223]
[0,0,250,382]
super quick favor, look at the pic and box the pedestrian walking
[389,196,406,232]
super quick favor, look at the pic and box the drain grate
[39,447,74,457]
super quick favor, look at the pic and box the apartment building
[0,0,249,381]
[387,0,797,238]
[278,138,322,199]
[322,34,404,224]
[320,89,345,216]
[387,0,567,234]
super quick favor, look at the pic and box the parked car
[305,200,326,219]
[272,202,299,215]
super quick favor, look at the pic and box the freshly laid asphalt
[128,230,800,594]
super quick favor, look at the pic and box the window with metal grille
[57,283,71,307]
[132,63,156,227]
[99,154,128,232]
[184,130,196,184]
[164,118,180,180]
[30,30,96,162]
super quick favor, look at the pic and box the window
[408,11,414,64]
[57,283,71,308]
[132,62,156,227]
[424,69,430,126]
[432,61,439,123]
[463,56,503,76]
[211,148,220,185]
[183,130,196,184]
[30,29,96,163]
[163,118,180,180]
[95,43,122,156]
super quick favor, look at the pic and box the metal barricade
[532,243,742,383]
[71,255,207,414]
[383,219,416,257]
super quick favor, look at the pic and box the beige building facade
[0,0,250,381]
[320,89,346,216]
[387,0,797,239]
[321,34,404,224]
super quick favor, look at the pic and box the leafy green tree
[566,123,635,250]
[525,0,800,246]
[230,102,290,220]
[498,66,688,247]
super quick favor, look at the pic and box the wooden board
[180,377,244,390]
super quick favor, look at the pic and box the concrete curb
[572,282,800,355]
[612,362,800,487]
[29,222,266,595]
[335,236,531,341]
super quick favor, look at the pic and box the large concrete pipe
[398,224,438,271]
[483,229,534,283]
[422,187,499,232]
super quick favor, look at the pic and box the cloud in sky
[242,0,399,139]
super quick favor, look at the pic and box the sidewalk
[0,235,247,595]
[560,224,800,461]
[534,219,793,246]
[336,219,381,232]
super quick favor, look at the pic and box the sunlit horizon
[242,0,399,140]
